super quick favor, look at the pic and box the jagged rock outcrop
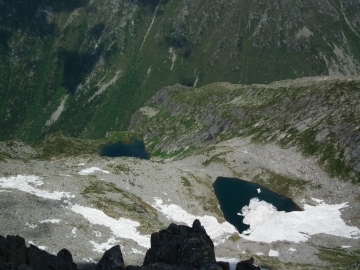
[139,219,220,270]
[0,235,77,270]
[97,245,125,270]
[0,220,263,270]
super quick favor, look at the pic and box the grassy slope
[129,76,360,183]
[0,0,359,142]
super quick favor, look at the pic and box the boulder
[97,245,125,270]
[142,219,220,270]
[235,257,260,270]
[7,236,27,265]
[217,261,230,270]
[0,235,77,270]
[28,245,77,270]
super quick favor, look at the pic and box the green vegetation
[82,179,162,234]
[253,169,310,198]
[35,130,141,159]
[1,0,360,143]
[228,232,241,242]
[128,76,360,183]
[316,247,360,267]
[180,176,192,187]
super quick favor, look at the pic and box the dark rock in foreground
[97,245,125,270]
[236,257,260,270]
[0,220,263,270]
[217,261,230,270]
[141,219,219,269]
[0,235,77,270]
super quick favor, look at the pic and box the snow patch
[342,245,351,248]
[70,204,150,248]
[312,198,324,204]
[288,248,296,252]
[131,248,145,255]
[25,223,38,229]
[269,250,279,257]
[78,167,110,175]
[257,188,261,194]
[240,198,360,243]
[29,241,47,251]
[72,228,77,237]
[0,175,74,200]
[83,258,98,264]
[40,219,61,224]
[255,252,264,256]
[151,198,237,245]
[90,237,117,253]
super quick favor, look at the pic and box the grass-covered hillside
[0,0,360,142]
[129,75,360,183]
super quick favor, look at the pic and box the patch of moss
[253,169,309,198]
[181,176,192,187]
[316,247,360,267]
[228,232,241,242]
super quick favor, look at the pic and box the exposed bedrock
[0,220,261,270]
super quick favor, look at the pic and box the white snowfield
[151,198,237,245]
[70,204,151,249]
[0,175,73,200]
[78,167,110,175]
[240,198,360,243]
[1,174,360,249]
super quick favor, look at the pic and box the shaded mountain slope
[0,0,360,141]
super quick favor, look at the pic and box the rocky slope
[0,134,359,269]
[1,0,360,141]
[129,75,360,183]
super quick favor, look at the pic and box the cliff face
[1,0,360,141]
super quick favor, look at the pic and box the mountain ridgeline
[0,0,360,142]
[129,76,360,183]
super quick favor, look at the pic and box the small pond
[100,140,150,159]
[213,177,301,233]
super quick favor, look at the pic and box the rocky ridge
[129,75,360,183]
[0,220,261,270]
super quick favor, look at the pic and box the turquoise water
[213,177,301,233]
[99,140,150,159]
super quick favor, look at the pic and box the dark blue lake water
[213,177,301,233]
[100,140,150,159]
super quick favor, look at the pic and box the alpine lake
[213,177,301,233]
[100,140,150,159]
